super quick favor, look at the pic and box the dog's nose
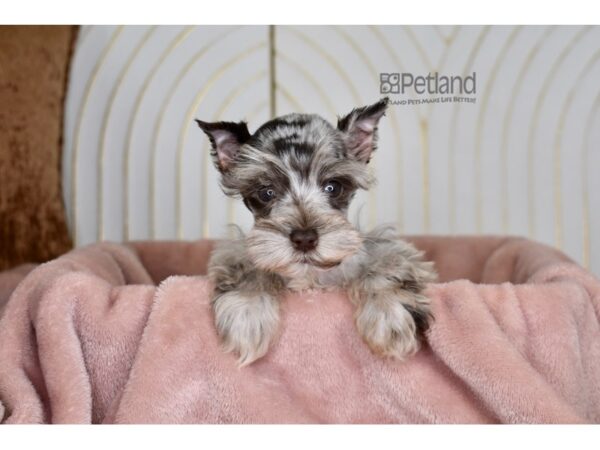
[290,228,318,252]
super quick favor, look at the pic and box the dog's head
[196,98,388,278]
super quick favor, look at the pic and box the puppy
[196,97,436,366]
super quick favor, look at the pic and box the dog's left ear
[337,97,388,163]
[195,120,251,172]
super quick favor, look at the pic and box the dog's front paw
[212,291,280,366]
[355,291,431,360]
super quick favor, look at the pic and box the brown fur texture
[0,26,77,270]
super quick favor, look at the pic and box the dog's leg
[347,229,436,360]
[208,239,285,366]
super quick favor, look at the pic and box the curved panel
[63,25,600,275]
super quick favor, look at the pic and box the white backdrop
[63,25,600,275]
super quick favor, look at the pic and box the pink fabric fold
[0,237,598,423]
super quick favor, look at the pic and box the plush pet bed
[0,236,599,424]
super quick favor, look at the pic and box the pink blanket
[0,237,599,423]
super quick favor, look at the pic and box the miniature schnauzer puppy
[196,98,436,366]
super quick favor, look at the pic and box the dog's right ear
[195,120,251,172]
[337,97,388,164]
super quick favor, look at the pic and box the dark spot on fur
[243,195,273,218]
[327,189,355,211]
[401,278,421,292]
[272,138,314,158]
[403,303,433,335]
[251,117,309,143]
[291,142,314,158]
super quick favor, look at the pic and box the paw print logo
[380,73,400,94]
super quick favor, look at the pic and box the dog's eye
[322,180,342,197]
[257,187,276,202]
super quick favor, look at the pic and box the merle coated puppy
[196,98,435,366]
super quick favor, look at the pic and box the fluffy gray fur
[196,98,436,366]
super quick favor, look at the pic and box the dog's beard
[246,217,362,280]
